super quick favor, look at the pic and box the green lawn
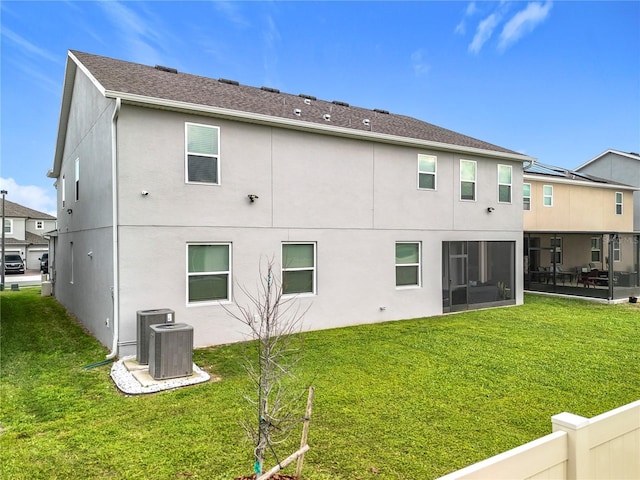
[1,289,638,479]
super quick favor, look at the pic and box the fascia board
[575,149,640,171]
[523,174,640,191]
[107,90,535,163]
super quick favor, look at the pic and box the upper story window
[35,220,44,230]
[417,154,437,190]
[75,158,80,201]
[615,192,623,215]
[282,243,316,295]
[498,165,512,203]
[523,183,531,210]
[62,175,66,208]
[460,159,477,201]
[186,123,220,184]
[4,219,13,235]
[543,185,553,207]
[187,243,231,304]
[396,242,421,288]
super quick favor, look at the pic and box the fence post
[552,412,590,480]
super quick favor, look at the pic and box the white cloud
[0,27,59,63]
[262,14,281,87]
[0,178,57,217]
[498,1,553,51]
[469,13,501,54]
[213,1,250,29]
[411,49,431,77]
[455,2,479,35]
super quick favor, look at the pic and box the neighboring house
[575,150,640,232]
[49,50,533,356]
[2,199,56,271]
[523,161,640,300]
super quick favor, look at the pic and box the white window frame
[460,159,477,201]
[4,219,13,235]
[615,192,623,215]
[497,164,512,203]
[186,243,231,305]
[395,241,422,288]
[35,220,44,230]
[62,175,66,208]
[185,123,221,185]
[591,236,602,262]
[417,154,437,190]
[543,185,553,207]
[523,183,531,211]
[74,157,80,202]
[613,237,621,262]
[282,242,317,296]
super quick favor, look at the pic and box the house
[1,199,56,271]
[575,150,640,232]
[523,161,640,300]
[48,50,533,357]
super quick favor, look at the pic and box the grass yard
[1,289,639,479]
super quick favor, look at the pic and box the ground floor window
[187,243,230,303]
[282,243,316,295]
[396,242,421,287]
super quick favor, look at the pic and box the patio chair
[578,269,598,288]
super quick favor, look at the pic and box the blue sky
[1,1,639,215]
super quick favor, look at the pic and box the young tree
[225,260,310,476]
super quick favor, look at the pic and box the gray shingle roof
[2,200,56,220]
[524,161,637,188]
[70,50,525,157]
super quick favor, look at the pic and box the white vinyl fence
[437,399,640,480]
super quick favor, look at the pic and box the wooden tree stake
[296,386,315,477]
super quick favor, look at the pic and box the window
[613,237,621,262]
[498,165,512,203]
[70,241,74,284]
[418,154,437,190]
[187,243,230,303]
[591,236,602,262]
[396,242,421,287]
[186,123,220,184]
[523,183,531,210]
[543,185,553,207]
[75,158,80,201]
[460,160,477,201]
[615,192,623,215]
[550,237,562,264]
[282,243,316,295]
[62,175,66,208]
[4,219,12,235]
[35,220,44,230]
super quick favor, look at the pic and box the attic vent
[332,100,350,107]
[299,94,317,101]
[218,78,239,86]
[363,119,370,126]
[293,108,302,116]
[154,65,178,74]
[373,108,390,114]
[323,114,331,121]
[261,86,280,93]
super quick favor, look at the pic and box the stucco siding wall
[524,181,634,232]
[53,68,115,348]
[577,154,640,231]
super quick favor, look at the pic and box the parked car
[40,253,49,274]
[3,254,25,274]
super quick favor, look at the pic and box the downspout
[106,98,121,359]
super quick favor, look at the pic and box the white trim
[3,218,13,235]
[523,183,531,211]
[417,154,437,190]
[186,242,232,306]
[543,185,553,207]
[460,159,477,202]
[282,242,317,296]
[106,90,535,163]
[523,174,639,191]
[497,164,512,204]
[395,241,422,289]
[615,191,623,215]
[575,149,640,171]
[185,122,221,185]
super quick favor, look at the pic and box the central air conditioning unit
[136,309,175,365]
[148,323,193,380]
